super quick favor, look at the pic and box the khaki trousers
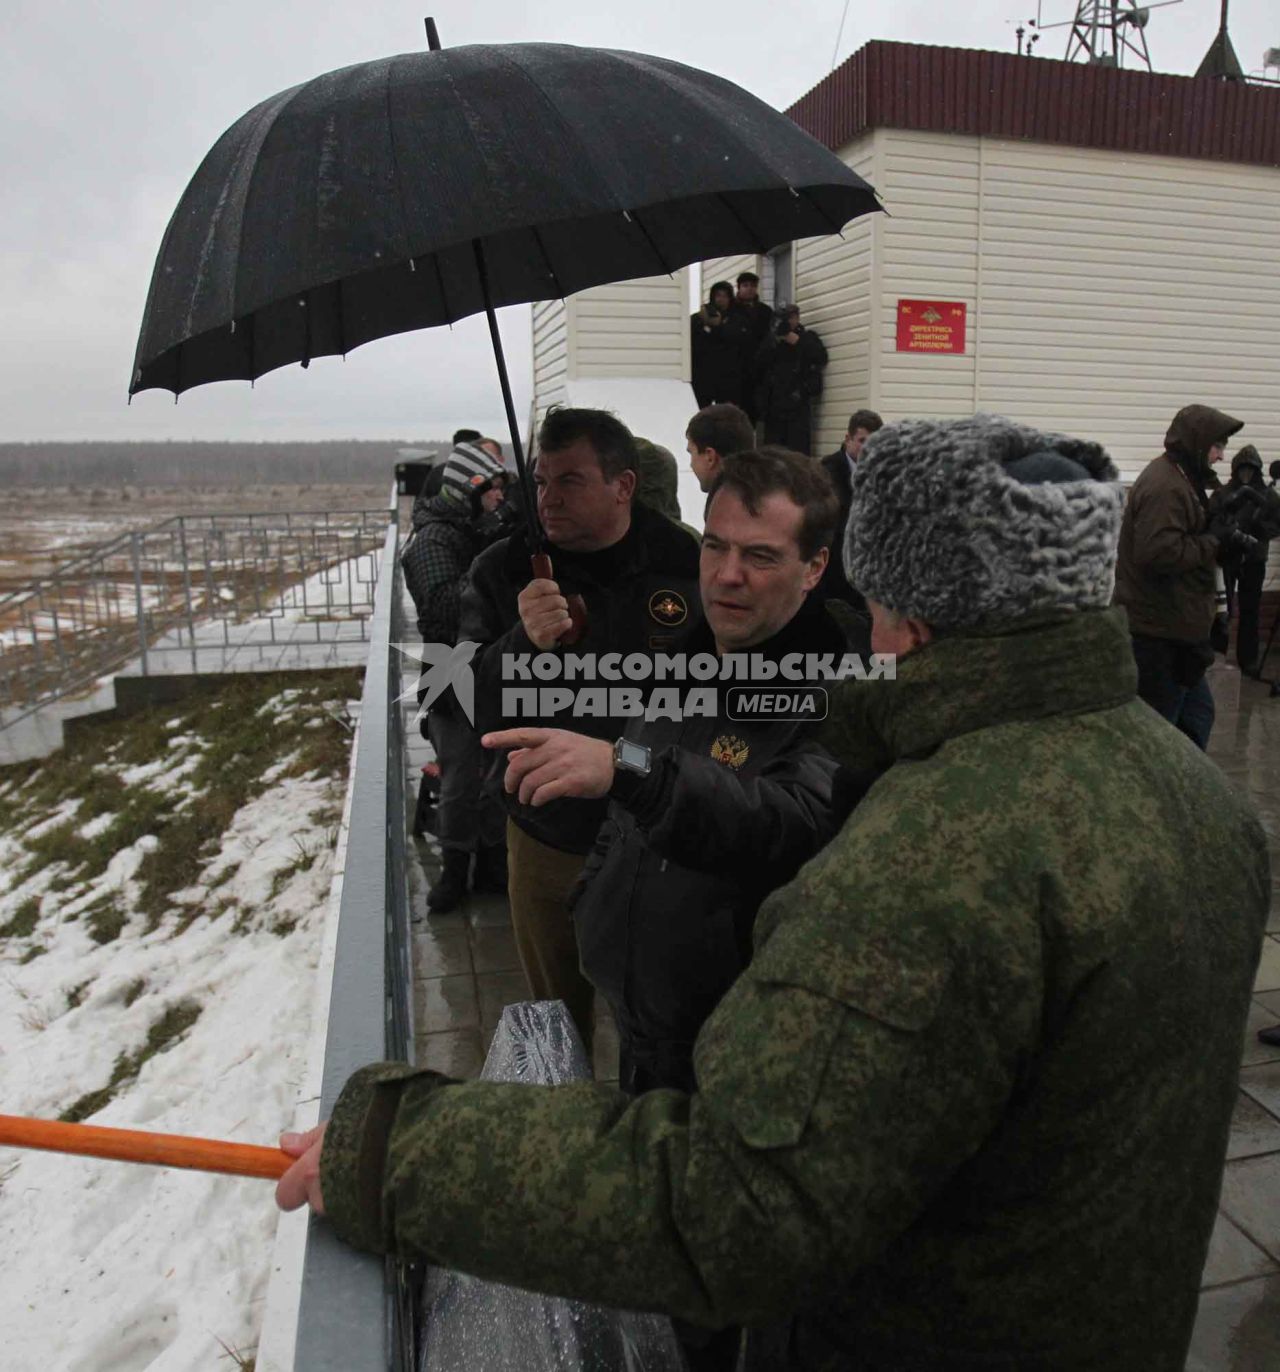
[505,819,594,1053]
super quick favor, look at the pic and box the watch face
[617,739,650,773]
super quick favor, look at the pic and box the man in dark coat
[401,440,514,910]
[1208,444,1280,677]
[685,402,756,493]
[755,305,827,454]
[691,281,748,409]
[733,271,772,421]
[816,409,882,651]
[1113,403,1250,748]
[484,448,867,1097]
[459,408,700,1050]
[480,446,867,1372]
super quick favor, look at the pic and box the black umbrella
[130,24,880,626]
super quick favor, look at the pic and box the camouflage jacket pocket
[700,923,948,1151]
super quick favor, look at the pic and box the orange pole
[0,1114,293,1180]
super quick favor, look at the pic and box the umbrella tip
[424,17,441,51]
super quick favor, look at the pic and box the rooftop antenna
[1194,0,1245,80]
[1034,0,1183,71]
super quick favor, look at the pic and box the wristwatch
[612,737,652,777]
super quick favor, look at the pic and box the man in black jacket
[734,271,773,421]
[816,409,883,654]
[483,449,870,1093]
[755,305,828,454]
[460,408,700,1050]
[1208,445,1280,677]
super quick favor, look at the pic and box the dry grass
[1,668,359,936]
[59,1000,202,1124]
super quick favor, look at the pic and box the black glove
[1206,510,1238,543]
[1215,527,1261,564]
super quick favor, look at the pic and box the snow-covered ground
[0,676,358,1370]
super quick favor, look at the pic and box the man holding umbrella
[459,407,700,1052]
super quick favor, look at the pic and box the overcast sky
[2,0,1273,444]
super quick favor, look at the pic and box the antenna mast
[1035,0,1183,71]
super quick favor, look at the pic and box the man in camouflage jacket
[279,415,1269,1372]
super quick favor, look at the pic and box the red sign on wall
[896,300,967,354]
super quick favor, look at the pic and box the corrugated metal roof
[786,42,1280,169]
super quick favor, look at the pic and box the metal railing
[0,509,389,726]
[293,521,418,1370]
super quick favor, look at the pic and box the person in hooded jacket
[691,282,749,409]
[1113,403,1253,748]
[1208,445,1280,677]
[755,305,828,455]
[634,436,699,540]
[402,440,514,911]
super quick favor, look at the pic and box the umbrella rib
[486,48,631,220]
[793,185,849,238]
[626,213,675,278]
[714,192,766,250]
[383,56,451,325]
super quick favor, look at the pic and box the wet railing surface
[0,508,389,726]
[292,522,419,1371]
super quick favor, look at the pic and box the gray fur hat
[846,414,1123,631]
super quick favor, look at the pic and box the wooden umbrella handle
[530,553,586,646]
[0,1113,293,1180]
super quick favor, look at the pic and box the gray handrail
[292,521,417,1371]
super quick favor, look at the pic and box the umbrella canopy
[130,42,879,396]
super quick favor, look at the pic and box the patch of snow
[119,753,200,790]
[21,798,83,841]
[0,770,342,1370]
[78,812,116,841]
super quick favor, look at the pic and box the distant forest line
[0,441,455,488]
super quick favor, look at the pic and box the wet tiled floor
[1187,663,1280,1369]
[403,634,1280,1367]
[399,603,618,1086]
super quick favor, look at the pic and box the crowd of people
[275,399,1277,1371]
[691,273,828,454]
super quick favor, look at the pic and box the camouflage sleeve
[320,916,1018,1328]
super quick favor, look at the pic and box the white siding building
[707,42,1280,484]
[529,270,692,429]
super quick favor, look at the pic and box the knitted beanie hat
[440,441,506,507]
[846,414,1123,631]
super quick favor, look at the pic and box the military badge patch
[710,735,750,769]
[648,589,688,626]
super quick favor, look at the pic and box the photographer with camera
[755,304,828,455]
[691,280,748,409]
[1114,404,1247,749]
[402,441,515,910]
[1208,445,1280,678]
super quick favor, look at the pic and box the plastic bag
[419,1001,686,1372]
